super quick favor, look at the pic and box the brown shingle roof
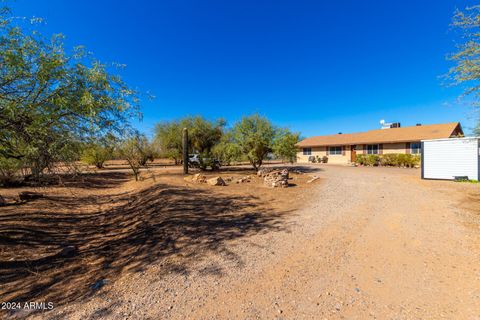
[296,122,462,147]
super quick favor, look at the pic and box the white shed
[421,137,480,180]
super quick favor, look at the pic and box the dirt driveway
[20,165,480,319]
[186,165,480,320]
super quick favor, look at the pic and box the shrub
[365,154,380,166]
[0,157,24,186]
[81,144,113,169]
[357,153,420,167]
[380,153,398,166]
[355,154,366,165]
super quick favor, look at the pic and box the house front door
[351,145,357,162]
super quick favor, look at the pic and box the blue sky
[10,0,478,137]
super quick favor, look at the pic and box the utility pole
[182,128,188,174]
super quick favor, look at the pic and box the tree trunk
[249,157,258,171]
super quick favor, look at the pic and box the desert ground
[1,163,479,319]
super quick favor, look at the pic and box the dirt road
[33,165,480,319]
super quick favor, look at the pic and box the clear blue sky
[10,0,479,137]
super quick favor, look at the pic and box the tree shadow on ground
[55,171,132,189]
[0,183,291,318]
[1,171,132,190]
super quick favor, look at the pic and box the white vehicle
[188,154,201,166]
[188,154,221,170]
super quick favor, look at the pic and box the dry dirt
[1,164,480,319]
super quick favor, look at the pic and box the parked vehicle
[188,154,221,170]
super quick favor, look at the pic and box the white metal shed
[421,137,480,180]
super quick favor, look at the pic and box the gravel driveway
[33,165,480,320]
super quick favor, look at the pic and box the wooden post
[183,128,188,174]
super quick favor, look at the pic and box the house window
[303,147,312,155]
[411,142,421,154]
[329,146,342,155]
[366,144,379,154]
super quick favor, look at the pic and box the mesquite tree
[448,5,480,133]
[0,6,140,184]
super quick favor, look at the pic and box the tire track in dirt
[191,166,480,319]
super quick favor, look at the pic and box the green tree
[448,5,480,133]
[154,120,183,164]
[136,135,157,166]
[154,116,225,168]
[0,6,140,183]
[212,132,243,166]
[81,142,113,169]
[117,135,148,181]
[273,129,300,163]
[230,114,276,171]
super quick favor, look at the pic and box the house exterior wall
[296,146,327,163]
[297,142,418,164]
[382,143,407,154]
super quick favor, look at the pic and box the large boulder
[207,176,226,186]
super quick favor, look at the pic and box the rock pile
[263,169,289,188]
[257,168,273,177]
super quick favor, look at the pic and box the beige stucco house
[296,122,464,164]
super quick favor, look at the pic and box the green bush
[81,144,113,169]
[365,154,380,166]
[398,154,420,168]
[355,154,366,165]
[0,157,24,186]
[355,153,420,167]
[380,153,399,166]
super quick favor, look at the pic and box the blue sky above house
[10,0,478,137]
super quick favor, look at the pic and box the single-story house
[296,122,464,164]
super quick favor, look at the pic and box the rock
[307,176,319,183]
[19,191,43,201]
[191,173,207,183]
[236,176,251,183]
[207,176,226,186]
[0,195,5,206]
